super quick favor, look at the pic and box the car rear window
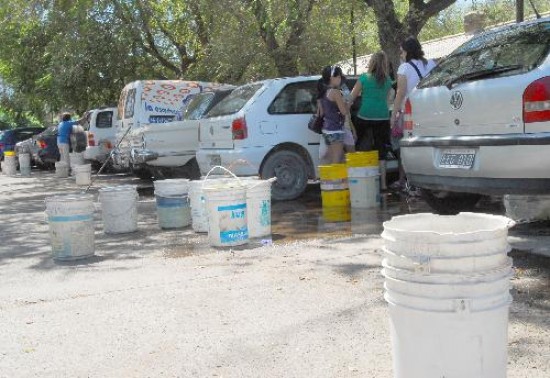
[206,84,263,118]
[96,111,113,128]
[183,92,216,120]
[419,21,550,89]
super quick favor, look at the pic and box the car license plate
[438,149,476,169]
[209,155,221,167]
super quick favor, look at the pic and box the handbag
[308,113,323,134]
[391,111,404,138]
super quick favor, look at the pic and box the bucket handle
[203,166,243,185]
[248,176,277,189]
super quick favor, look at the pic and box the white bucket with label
[18,153,31,176]
[55,161,69,178]
[204,184,248,247]
[69,152,85,175]
[45,194,95,260]
[382,212,515,378]
[347,166,380,208]
[245,179,273,239]
[73,164,92,186]
[2,155,17,176]
[154,179,191,229]
[189,170,254,233]
[98,185,138,234]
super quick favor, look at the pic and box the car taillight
[403,99,413,131]
[523,76,550,123]
[232,117,248,140]
[37,140,47,149]
[87,132,95,146]
[0,142,4,150]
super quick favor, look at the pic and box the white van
[83,107,118,166]
[113,80,225,173]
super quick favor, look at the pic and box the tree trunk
[364,0,457,74]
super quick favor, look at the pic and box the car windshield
[183,92,216,120]
[419,21,550,89]
[206,84,263,118]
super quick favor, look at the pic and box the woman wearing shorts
[318,65,350,164]
[349,51,393,190]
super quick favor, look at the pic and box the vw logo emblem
[450,91,463,110]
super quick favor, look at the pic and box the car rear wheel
[420,189,482,215]
[261,149,309,201]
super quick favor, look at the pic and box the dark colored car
[0,127,45,159]
[33,126,59,168]
[33,125,88,168]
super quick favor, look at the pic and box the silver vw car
[401,17,550,214]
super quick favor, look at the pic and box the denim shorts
[322,132,345,145]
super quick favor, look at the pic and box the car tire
[420,189,482,215]
[261,149,309,201]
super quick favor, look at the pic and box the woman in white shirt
[390,36,436,191]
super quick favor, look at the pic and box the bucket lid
[99,185,137,193]
[46,192,93,203]
[383,212,515,238]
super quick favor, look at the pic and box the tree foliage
[1,0,513,125]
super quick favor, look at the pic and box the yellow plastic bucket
[3,151,16,157]
[319,164,350,222]
[346,151,378,168]
[319,164,348,181]
[321,189,350,208]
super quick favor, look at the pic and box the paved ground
[0,171,549,377]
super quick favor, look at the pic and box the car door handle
[222,126,230,129]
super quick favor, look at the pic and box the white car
[82,107,118,166]
[196,76,395,200]
[401,17,550,214]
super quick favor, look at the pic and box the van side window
[96,111,113,128]
[124,88,136,119]
[268,82,317,115]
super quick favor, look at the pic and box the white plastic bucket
[347,167,380,208]
[189,180,209,233]
[98,186,138,234]
[18,153,31,176]
[245,180,272,239]
[382,212,514,257]
[45,194,95,260]
[73,164,91,186]
[204,185,248,247]
[382,212,514,378]
[503,194,550,222]
[383,248,512,274]
[189,174,251,233]
[154,179,191,229]
[2,155,17,176]
[69,152,85,175]
[55,161,69,178]
[387,297,510,378]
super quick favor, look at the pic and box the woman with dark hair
[348,51,393,190]
[390,36,436,191]
[317,65,350,164]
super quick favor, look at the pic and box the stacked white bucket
[69,152,85,174]
[98,185,138,234]
[381,212,515,378]
[154,179,191,229]
[345,152,380,208]
[45,194,95,260]
[69,152,91,185]
[55,162,69,178]
[2,153,17,176]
